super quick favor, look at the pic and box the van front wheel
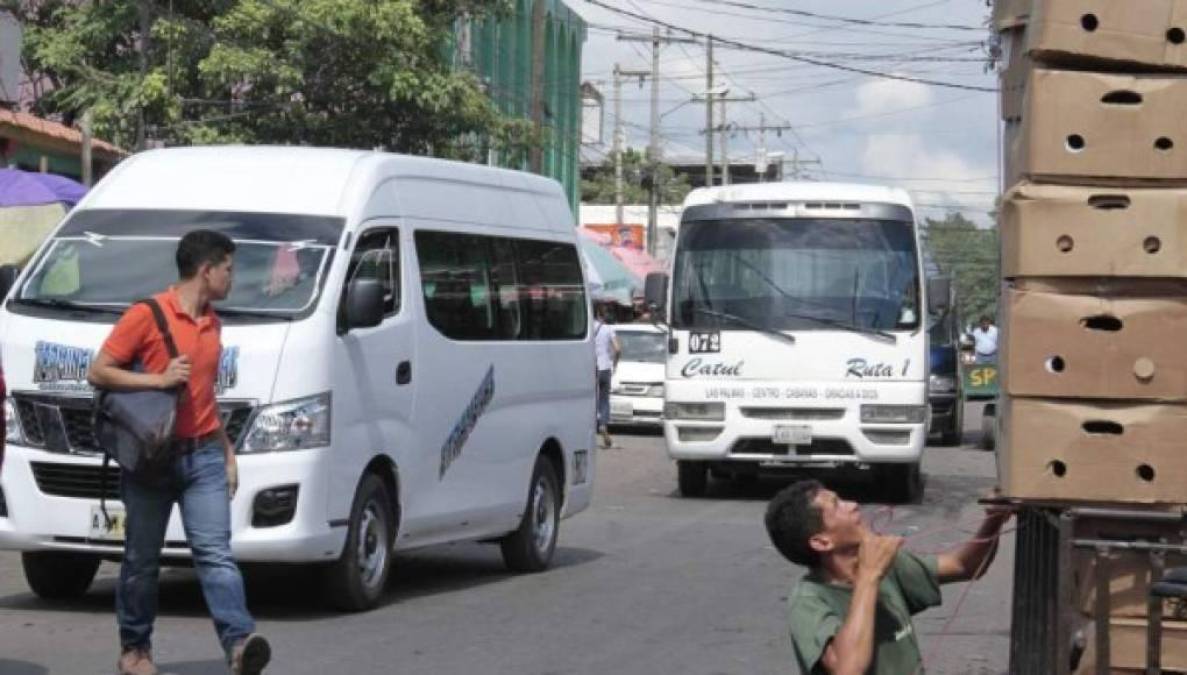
[324,475,394,612]
[22,551,100,600]
[501,456,560,573]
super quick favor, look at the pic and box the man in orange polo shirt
[88,230,270,675]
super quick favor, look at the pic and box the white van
[0,147,597,610]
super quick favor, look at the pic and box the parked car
[610,323,666,427]
[928,301,963,446]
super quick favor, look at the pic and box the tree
[923,211,999,329]
[7,0,533,158]
[581,147,691,205]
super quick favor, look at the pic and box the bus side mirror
[927,277,951,315]
[0,264,19,301]
[645,272,668,320]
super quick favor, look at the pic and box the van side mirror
[644,272,668,320]
[345,278,384,330]
[0,264,18,301]
[927,277,951,315]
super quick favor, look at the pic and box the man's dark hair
[979,315,992,324]
[765,480,826,567]
[176,230,236,279]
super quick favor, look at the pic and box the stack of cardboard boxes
[994,0,1187,670]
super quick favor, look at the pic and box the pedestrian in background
[971,315,998,364]
[88,230,270,675]
[593,302,621,449]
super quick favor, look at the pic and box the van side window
[415,230,586,342]
[340,228,400,325]
[514,239,586,340]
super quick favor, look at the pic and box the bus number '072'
[688,332,721,354]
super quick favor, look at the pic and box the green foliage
[7,0,526,156]
[924,211,999,327]
[581,147,691,205]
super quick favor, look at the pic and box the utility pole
[528,0,547,174]
[81,110,93,187]
[730,115,793,182]
[619,28,696,257]
[706,92,756,186]
[136,0,151,151]
[613,64,649,228]
[784,148,823,180]
[704,35,714,188]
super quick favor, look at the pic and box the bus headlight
[861,404,926,424]
[4,398,22,444]
[929,374,956,393]
[664,402,725,421]
[241,393,331,453]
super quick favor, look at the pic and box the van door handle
[396,361,412,385]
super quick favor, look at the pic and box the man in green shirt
[764,480,1011,675]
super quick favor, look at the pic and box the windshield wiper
[693,307,796,347]
[11,297,127,316]
[215,307,294,321]
[783,310,896,343]
[720,250,896,343]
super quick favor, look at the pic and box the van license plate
[89,504,127,541]
[773,425,812,445]
[611,400,633,418]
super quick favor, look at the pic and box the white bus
[0,147,596,610]
[645,183,948,502]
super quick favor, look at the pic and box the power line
[581,0,997,93]
[680,0,983,31]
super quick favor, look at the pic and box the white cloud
[852,78,934,119]
[858,133,997,223]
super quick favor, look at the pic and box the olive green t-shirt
[787,550,941,675]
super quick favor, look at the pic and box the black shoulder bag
[94,298,182,523]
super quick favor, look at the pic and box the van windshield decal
[33,340,240,394]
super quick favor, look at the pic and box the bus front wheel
[677,461,708,497]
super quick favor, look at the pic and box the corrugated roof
[0,109,126,158]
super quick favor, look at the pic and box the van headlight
[861,404,927,424]
[664,401,725,421]
[241,393,331,453]
[929,374,956,393]
[4,398,22,444]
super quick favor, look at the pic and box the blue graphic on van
[439,365,496,480]
[34,341,94,386]
[32,341,240,394]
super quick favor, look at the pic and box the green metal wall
[464,0,586,211]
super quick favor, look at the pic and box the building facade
[456,1,586,210]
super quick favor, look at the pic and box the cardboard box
[1003,287,1187,400]
[998,397,1187,503]
[1075,549,1187,617]
[1010,69,1187,185]
[1000,0,1187,71]
[1000,27,1029,121]
[1001,183,1187,278]
[1074,616,1187,672]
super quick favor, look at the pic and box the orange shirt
[101,288,223,439]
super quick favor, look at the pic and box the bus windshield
[671,218,920,333]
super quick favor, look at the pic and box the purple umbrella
[0,168,87,207]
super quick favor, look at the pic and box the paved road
[0,403,1010,674]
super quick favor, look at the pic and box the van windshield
[15,209,344,320]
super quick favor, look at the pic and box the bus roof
[682,182,914,210]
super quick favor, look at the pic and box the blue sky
[573,0,1000,222]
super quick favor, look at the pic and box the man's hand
[226,458,239,500]
[856,533,903,584]
[158,355,192,389]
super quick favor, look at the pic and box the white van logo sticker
[439,365,496,480]
[34,342,95,392]
[680,358,744,378]
[217,347,239,393]
[33,341,240,394]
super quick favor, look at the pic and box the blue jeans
[597,369,612,428]
[117,442,254,656]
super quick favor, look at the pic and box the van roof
[682,182,913,209]
[81,146,574,233]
